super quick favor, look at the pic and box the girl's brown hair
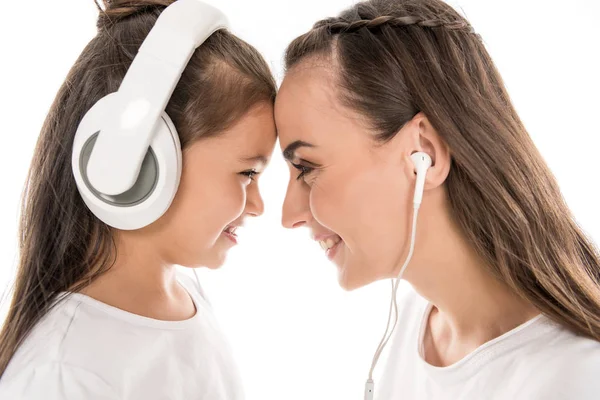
[0,0,276,377]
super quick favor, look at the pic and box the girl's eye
[240,170,259,180]
[291,163,314,181]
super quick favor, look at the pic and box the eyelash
[240,169,259,180]
[292,163,314,180]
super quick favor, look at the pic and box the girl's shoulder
[175,267,212,308]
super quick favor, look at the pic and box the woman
[0,0,276,399]
[275,0,600,398]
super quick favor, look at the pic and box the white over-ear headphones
[72,0,229,230]
[365,151,432,400]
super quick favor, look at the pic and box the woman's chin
[336,261,371,291]
[337,273,371,291]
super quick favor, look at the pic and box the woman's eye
[292,163,314,181]
[240,170,259,180]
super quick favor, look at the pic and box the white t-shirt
[375,286,600,400]
[0,270,244,400]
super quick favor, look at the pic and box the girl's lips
[222,230,238,244]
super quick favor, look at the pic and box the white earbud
[364,151,432,400]
[410,151,432,207]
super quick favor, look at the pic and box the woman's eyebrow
[283,140,315,161]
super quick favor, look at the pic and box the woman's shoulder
[518,319,600,398]
[529,346,600,399]
[549,327,600,369]
[534,316,600,360]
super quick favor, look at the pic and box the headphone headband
[86,0,229,195]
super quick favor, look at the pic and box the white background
[1,1,599,399]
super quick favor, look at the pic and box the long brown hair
[285,0,600,339]
[0,0,276,377]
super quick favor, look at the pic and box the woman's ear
[405,112,451,190]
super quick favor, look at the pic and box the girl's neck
[80,232,196,321]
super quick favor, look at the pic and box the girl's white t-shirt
[0,270,244,400]
[375,286,600,400]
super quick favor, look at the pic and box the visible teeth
[319,237,340,250]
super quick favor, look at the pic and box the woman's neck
[402,189,539,366]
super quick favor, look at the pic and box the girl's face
[275,66,419,290]
[151,103,277,269]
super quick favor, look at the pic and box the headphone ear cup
[72,93,182,230]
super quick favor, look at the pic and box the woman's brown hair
[0,0,276,377]
[285,0,600,339]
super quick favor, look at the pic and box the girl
[275,0,600,398]
[0,0,276,399]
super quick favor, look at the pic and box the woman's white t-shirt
[375,287,600,400]
[0,270,244,400]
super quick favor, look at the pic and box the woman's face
[275,65,418,290]
[152,103,277,269]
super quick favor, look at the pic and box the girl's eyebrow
[240,155,269,167]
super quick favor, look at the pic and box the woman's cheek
[309,179,340,230]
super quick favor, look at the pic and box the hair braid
[314,15,478,37]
